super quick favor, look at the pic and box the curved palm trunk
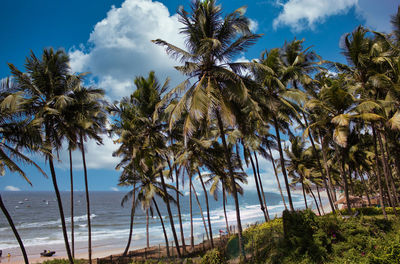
[189,174,194,250]
[158,170,181,257]
[309,187,321,216]
[216,111,245,258]
[266,143,287,210]
[197,168,214,248]
[49,153,73,264]
[153,198,170,257]
[69,148,75,258]
[316,186,325,215]
[146,208,150,248]
[80,136,92,263]
[249,151,268,221]
[123,185,136,256]
[191,181,210,242]
[273,116,294,211]
[0,193,29,264]
[222,186,230,235]
[254,152,270,221]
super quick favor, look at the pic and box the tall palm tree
[110,71,182,257]
[65,84,106,263]
[154,0,260,255]
[9,48,74,263]
[0,79,46,264]
[250,48,299,211]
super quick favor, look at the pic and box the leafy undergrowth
[237,208,400,264]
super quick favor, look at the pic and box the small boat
[18,201,24,204]
[40,250,55,257]
[24,198,29,201]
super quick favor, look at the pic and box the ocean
[0,190,311,257]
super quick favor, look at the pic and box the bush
[200,249,227,264]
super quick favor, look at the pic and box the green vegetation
[2,0,400,264]
[41,259,87,264]
[239,210,400,263]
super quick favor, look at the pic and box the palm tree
[153,0,260,255]
[0,79,46,264]
[110,71,182,257]
[250,48,299,211]
[65,84,106,263]
[9,48,74,263]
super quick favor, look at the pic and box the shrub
[200,249,227,264]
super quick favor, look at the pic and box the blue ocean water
[0,190,308,252]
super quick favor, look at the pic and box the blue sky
[0,0,398,192]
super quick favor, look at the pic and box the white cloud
[110,187,120,191]
[272,0,397,33]
[5,185,20,191]
[57,134,121,170]
[355,0,399,33]
[249,18,259,32]
[68,0,185,99]
[273,0,358,31]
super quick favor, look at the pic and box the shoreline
[1,190,332,263]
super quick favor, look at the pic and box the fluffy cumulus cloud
[272,0,397,32]
[69,0,186,99]
[57,134,121,170]
[273,0,358,31]
[5,185,21,191]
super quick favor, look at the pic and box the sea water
[0,191,310,253]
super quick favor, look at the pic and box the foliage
[200,249,227,264]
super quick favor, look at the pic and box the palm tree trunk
[316,186,325,215]
[382,132,399,206]
[302,111,335,212]
[383,135,399,205]
[153,198,170,257]
[357,169,371,206]
[222,186,230,235]
[80,135,92,263]
[169,160,186,254]
[146,208,150,248]
[248,150,268,222]
[376,128,397,215]
[266,143,287,210]
[371,128,388,219]
[69,148,75,258]
[49,153,73,264]
[301,180,308,209]
[254,152,270,221]
[175,166,186,255]
[216,111,245,258]
[318,130,337,203]
[0,193,29,264]
[191,181,210,242]
[197,168,214,248]
[273,116,294,211]
[339,150,352,214]
[158,169,181,257]
[123,185,136,256]
[189,173,194,250]
[309,187,321,215]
